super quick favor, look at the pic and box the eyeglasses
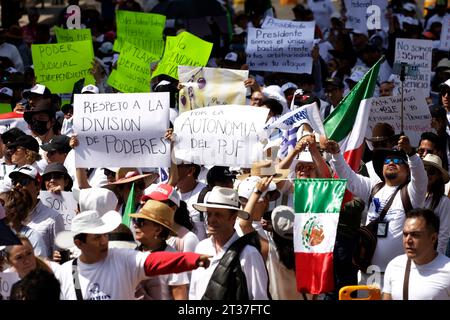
[12,176,33,186]
[132,218,148,228]
[384,157,406,165]
[417,148,434,156]
[425,167,438,176]
[43,172,65,181]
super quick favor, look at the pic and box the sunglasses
[384,157,406,165]
[132,218,148,228]
[12,176,34,186]
[425,167,438,176]
[43,172,65,181]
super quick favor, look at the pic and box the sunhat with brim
[102,168,159,188]
[55,210,122,249]
[271,205,295,240]
[238,176,279,200]
[192,186,250,220]
[41,163,73,190]
[237,160,288,181]
[74,187,118,215]
[423,154,450,183]
[372,148,408,181]
[365,123,400,143]
[129,200,177,236]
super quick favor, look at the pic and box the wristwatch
[253,187,262,195]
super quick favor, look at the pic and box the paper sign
[344,0,388,33]
[365,91,433,147]
[439,16,450,51]
[73,92,171,168]
[178,66,248,113]
[152,32,213,80]
[31,40,96,93]
[113,10,165,57]
[393,38,433,96]
[39,191,77,230]
[107,41,154,93]
[261,17,315,35]
[173,105,269,166]
[0,111,31,135]
[54,26,92,43]
[246,27,313,74]
[0,272,20,300]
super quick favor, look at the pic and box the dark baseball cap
[41,135,71,153]
[7,134,39,153]
[0,127,25,144]
[325,77,345,88]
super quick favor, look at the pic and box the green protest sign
[113,10,165,58]
[152,32,213,80]
[32,40,96,94]
[0,103,11,114]
[107,70,150,93]
[54,26,92,43]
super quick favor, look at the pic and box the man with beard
[323,135,427,288]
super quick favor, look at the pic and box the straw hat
[237,160,289,181]
[422,154,450,183]
[130,200,177,236]
[103,168,159,188]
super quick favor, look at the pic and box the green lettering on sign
[54,26,92,43]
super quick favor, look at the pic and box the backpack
[352,181,412,273]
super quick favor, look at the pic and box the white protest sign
[261,17,315,37]
[73,93,171,168]
[0,272,20,300]
[246,27,313,74]
[263,102,325,134]
[344,0,388,33]
[393,38,433,96]
[173,105,269,166]
[0,112,31,135]
[439,15,450,51]
[39,191,77,230]
[365,91,432,147]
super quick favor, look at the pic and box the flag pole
[400,62,406,135]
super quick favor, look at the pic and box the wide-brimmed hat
[366,122,400,143]
[55,210,122,249]
[103,168,159,188]
[192,186,250,220]
[423,154,450,183]
[271,205,295,240]
[130,199,177,236]
[41,163,73,190]
[372,148,408,181]
[7,134,39,153]
[237,176,280,201]
[237,160,289,181]
[23,99,55,124]
[73,187,118,215]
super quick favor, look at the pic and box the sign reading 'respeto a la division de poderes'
[73,93,171,168]
[173,105,269,166]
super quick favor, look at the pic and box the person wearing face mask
[23,98,58,145]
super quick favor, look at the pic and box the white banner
[365,91,433,147]
[39,191,78,230]
[261,17,315,37]
[344,0,389,33]
[246,27,313,74]
[0,272,20,300]
[173,105,269,166]
[439,16,450,51]
[73,93,171,168]
[393,38,433,96]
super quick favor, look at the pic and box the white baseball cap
[81,85,100,94]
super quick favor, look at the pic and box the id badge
[377,221,388,237]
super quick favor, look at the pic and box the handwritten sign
[173,105,269,166]
[152,32,213,80]
[0,111,31,135]
[73,92,171,168]
[54,26,92,43]
[393,38,433,96]
[113,10,165,58]
[178,66,248,113]
[246,27,313,74]
[39,191,77,230]
[439,16,450,51]
[0,272,20,300]
[261,17,315,34]
[31,40,96,93]
[365,91,432,147]
[344,0,388,33]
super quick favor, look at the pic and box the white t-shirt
[178,182,207,241]
[55,248,150,300]
[425,196,450,255]
[166,225,199,253]
[383,253,450,300]
[189,232,269,300]
[135,245,189,300]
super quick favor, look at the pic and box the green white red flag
[294,178,347,294]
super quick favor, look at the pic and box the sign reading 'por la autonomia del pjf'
[73,92,171,168]
[173,105,269,166]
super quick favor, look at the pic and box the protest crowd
[1,0,450,301]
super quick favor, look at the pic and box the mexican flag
[294,178,347,294]
[323,58,382,174]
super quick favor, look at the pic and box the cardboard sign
[439,15,450,51]
[54,26,92,43]
[39,191,78,230]
[0,111,31,135]
[344,0,388,33]
[31,41,96,93]
[73,93,171,168]
[0,272,20,300]
[107,42,155,93]
[393,38,433,96]
[178,66,248,113]
[173,105,269,166]
[113,10,165,58]
[365,91,433,147]
[246,27,313,74]
[152,32,213,80]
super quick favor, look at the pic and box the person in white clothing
[54,210,210,300]
[324,135,427,287]
[189,186,269,300]
[383,208,450,300]
[0,29,24,72]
